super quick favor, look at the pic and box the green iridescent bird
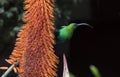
[56,23,92,42]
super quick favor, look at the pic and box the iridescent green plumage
[57,23,92,41]
[58,23,77,41]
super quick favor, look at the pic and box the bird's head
[66,23,77,30]
[66,23,93,32]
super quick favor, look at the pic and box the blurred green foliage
[89,65,102,77]
[0,0,23,57]
[0,0,81,56]
[70,72,76,77]
[55,0,82,28]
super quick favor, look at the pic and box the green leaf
[0,7,5,14]
[5,11,13,18]
[0,19,4,27]
[70,73,75,77]
[9,7,18,12]
[89,65,102,77]
[0,0,8,5]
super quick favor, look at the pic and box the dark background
[0,0,120,77]
[70,0,120,77]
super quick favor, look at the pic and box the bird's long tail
[63,53,70,77]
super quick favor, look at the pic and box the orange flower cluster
[4,0,58,77]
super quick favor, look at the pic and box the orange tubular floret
[4,0,58,77]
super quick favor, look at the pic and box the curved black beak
[76,23,93,29]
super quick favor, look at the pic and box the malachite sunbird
[56,23,93,42]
